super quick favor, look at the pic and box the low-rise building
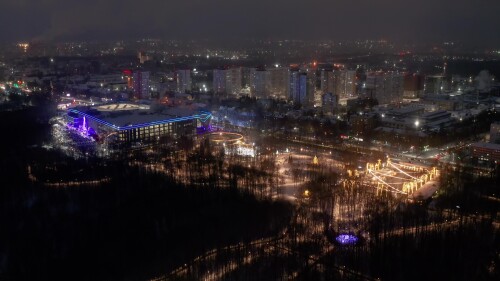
[66,103,211,146]
[471,142,500,162]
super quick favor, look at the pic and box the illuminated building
[250,67,268,98]
[213,68,227,95]
[123,70,133,88]
[133,71,150,99]
[213,67,242,97]
[365,72,404,104]
[225,67,242,97]
[176,69,192,93]
[289,70,308,104]
[335,70,357,99]
[351,112,378,137]
[471,142,500,162]
[320,70,336,95]
[66,103,211,146]
[377,105,424,134]
[305,68,318,105]
[267,67,289,99]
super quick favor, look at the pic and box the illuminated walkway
[365,158,440,198]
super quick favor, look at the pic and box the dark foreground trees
[0,107,292,281]
[0,162,292,281]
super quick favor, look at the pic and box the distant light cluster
[335,234,359,245]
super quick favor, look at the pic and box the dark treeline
[1,163,292,281]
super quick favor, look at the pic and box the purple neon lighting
[335,234,359,245]
[196,124,219,134]
[67,116,98,140]
[68,109,212,131]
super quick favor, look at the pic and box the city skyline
[1,2,499,280]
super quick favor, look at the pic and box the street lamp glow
[415,120,420,127]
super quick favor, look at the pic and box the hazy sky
[1,0,499,46]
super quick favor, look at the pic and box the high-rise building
[289,71,308,105]
[403,73,425,99]
[250,67,268,98]
[320,70,336,94]
[213,67,242,97]
[225,67,242,97]
[364,73,383,99]
[133,71,150,99]
[384,73,404,103]
[365,72,404,104]
[267,67,289,99]
[213,69,226,95]
[241,67,251,88]
[176,69,192,93]
[305,68,317,106]
[322,92,338,115]
[335,70,357,99]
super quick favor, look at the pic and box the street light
[415,120,420,128]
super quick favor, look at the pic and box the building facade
[365,72,404,104]
[289,71,308,105]
[213,69,226,95]
[176,69,192,93]
[250,67,268,98]
[336,70,357,99]
[267,67,289,99]
[66,103,211,146]
[133,71,150,99]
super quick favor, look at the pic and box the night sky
[1,0,500,45]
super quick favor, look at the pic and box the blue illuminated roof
[68,107,212,131]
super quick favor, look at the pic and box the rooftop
[471,142,500,151]
[389,105,424,117]
[69,103,211,130]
